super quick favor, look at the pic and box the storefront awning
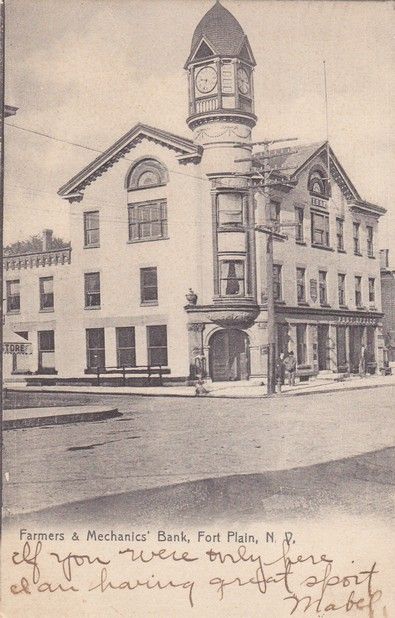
[2,327,32,355]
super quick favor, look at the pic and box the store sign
[310,279,318,302]
[337,316,378,326]
[3,342,32,355]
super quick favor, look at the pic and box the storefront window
[147,325,168,366]
[38,330,55,371]
[86,328,105,369]
[116,327,136,367]
[296,324,307,365]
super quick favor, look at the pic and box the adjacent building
[3,2,387,382]
[380,250,395,363]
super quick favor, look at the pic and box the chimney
[42,229,53,252]
[379,249,389,270]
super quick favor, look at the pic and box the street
[3,386,395,525]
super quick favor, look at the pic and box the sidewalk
[3,405,122,429]
[4,372,395,399]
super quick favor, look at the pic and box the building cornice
[4,247,71,271]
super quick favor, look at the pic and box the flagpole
[323,60,330,185]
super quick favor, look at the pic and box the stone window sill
[368,255,375,260]
[39,308,54,313]
[84,244,100,249]
[337,248,346,254]
[295,240,306,246]
[320,303,331,308]
[297,301,310,306]
[140,301,159,307]
[339,305,349,310]
[7,310,20,315]
[84,305,101,311]
[127,236,169,245]
[354,252,363,257]
[311,244,333,252]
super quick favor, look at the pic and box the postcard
[1,0,394,616]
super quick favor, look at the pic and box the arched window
[308,167,329,197]
[125,158,168,191]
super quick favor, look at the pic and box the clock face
[237,67,250,95]
[195,66,217,94]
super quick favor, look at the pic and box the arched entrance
[209,329,250,382]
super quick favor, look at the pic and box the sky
[4,0,395,259]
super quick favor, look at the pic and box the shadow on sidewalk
[6,446,394,528]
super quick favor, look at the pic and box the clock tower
[184,1,262,380]
[185,0,257,135]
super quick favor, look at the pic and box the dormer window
[126,158,168,191]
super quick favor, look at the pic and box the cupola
[185,1,257,131]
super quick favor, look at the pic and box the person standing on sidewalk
[284,351,297,386]
[275,353,286,393]
[359,344,367,377]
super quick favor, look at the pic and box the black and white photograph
[1,0,394,615]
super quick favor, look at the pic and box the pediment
[191,37,216,61]
[58,123,202,201]
[237,37,255,64]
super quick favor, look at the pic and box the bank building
[4,2,387,384]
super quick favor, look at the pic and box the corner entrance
[209,329,250,382]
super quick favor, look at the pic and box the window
[338,274,346,306]
[296,324,307,365]
[220,260,245,296]
[217,193,243,226]
[126,158,168,190]
[85,272,101,308]
[84,211,100,247]
[6,279,20,312]
[367,226,374,257]
[38,330,55,371]
[128,200,168,242]
[39,277,54,310]
[353,222,360,254]
[296,267,306,303]
[86,328,105,369]
[355,276,362,307]
[295,207,304,242]
[147,325,168,366]
[273,264,282,301]
[318,270,327,305]
[368,278,375,303]
[308,169,328,197]
[311,212,330,247]
[116,327,136,367]
[140,267,158,304]
[336,218,344,251]
[270,201,280,228]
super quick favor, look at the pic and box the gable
[191,38,216,61]
[238,38,255,64]
[58,123,202,202]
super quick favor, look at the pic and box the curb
[4,380,395,401]
[3,407,122,430]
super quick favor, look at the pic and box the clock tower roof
[186,1,255,66]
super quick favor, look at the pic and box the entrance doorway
[317,324,330,370]
[209,329,249,382]
[349,326,363,373]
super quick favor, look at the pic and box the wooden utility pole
[235,137,298,395]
